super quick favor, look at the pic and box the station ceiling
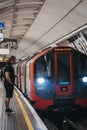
[0,0,87,60]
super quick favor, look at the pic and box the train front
[32,47,87,110]
[31,47,75,110]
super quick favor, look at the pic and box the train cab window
[57,53,70,84]
[34,53,53,79]
[78,54,87,75]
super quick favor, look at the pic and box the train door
[14,63,18,86]
[18,62,22,90]
[25,60,31,98]
[23,60,28,95]
[21,62,25,94]
[54,52,74,97]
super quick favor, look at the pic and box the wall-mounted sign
[0,49,9,54]
[0,22,4,29]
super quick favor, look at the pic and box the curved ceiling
[0,0,45,41]
[0,0,87,60]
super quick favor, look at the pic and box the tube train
[14,46,87,110]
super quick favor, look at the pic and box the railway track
[37,109,87,130]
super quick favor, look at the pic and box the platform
[0,81,48,130]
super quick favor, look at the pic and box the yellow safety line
[14,90,34,130]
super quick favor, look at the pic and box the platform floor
[0,81,48,130]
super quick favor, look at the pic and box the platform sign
[0,22,4,29]
[0,48,9,54]
[0,33,3,41]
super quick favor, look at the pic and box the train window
[34,53,53,79]
[57,53,70,84]
[78,54,87,75]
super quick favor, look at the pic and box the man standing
[4,55,16,113]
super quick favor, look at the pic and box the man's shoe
[5,108,15,114]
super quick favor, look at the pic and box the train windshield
[34,53,53,79]
[57,53,70,85]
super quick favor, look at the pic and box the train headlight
[37,77,45,84]
[81,76,87,83]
